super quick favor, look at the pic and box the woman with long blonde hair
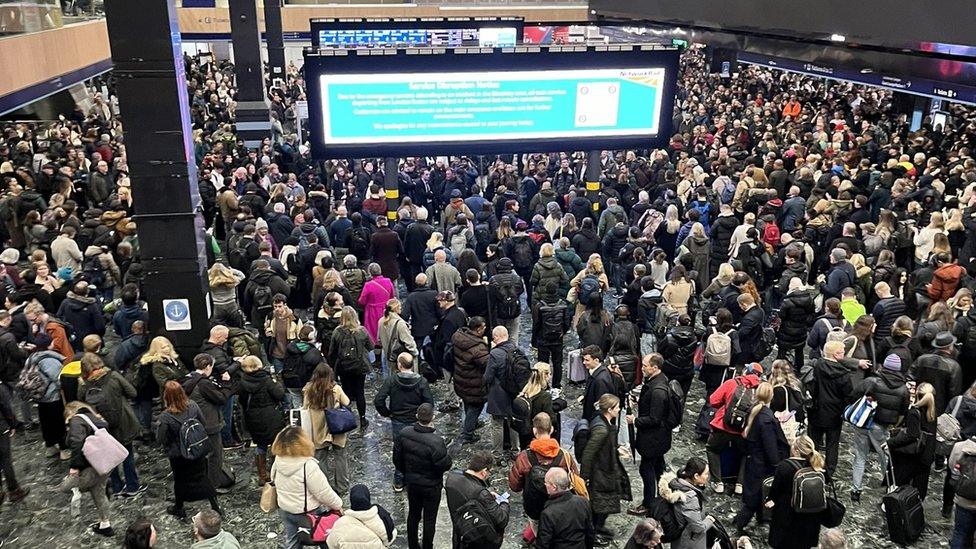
[768,435,825,548]
[516,363,555,448]
[207,262,246,327]
[889,382,938,499]
[734,383,788,532]
[132,336,185,435]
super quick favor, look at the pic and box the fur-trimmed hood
[657,472,685,503]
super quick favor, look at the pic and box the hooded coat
[56,290,105,341]
[777,290,815,348]
[579,414,632,514]
[658,473,713,549]
[451,327,489,406]
[238,368,286,446]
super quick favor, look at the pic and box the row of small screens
[315,25,586,49]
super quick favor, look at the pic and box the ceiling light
[830,34,846,42]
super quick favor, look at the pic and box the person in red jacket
[704,363,763,494]
[929,252,966,303]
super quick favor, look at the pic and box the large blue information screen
[317,68,666,145]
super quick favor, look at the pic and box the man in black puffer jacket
[709,205,738,278]
[375,353,434,491]
[602,223,630,296]
[395,403,452,549]
[657,315,698,396]
[849,354,909,501]
[452,318,490,444]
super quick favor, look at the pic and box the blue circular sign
[165,301,189,321]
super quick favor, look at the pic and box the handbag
[296,465,340,546]
[324,404,358,435]
[77,414,129,476]
[774,388,801,444]
[843,395,877,429]
[820,482,847,528]
[260,481,278,513]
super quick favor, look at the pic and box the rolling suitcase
[881,447,925,545]
[568,349,586,383]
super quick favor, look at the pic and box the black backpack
[502,347,531,396]
[81,255,106,287]
[227,239,250,271]
[281,347,306,385]
[662,379,686,430]
[348,227,369,257]
[170,413,212,460]
[647,495,689,543]
[494,278,521,320]
[572,420,590,464]
[252,284,274,321]
[537,302,567,344]
[474,222,491,248]
[523,450,567,519]
[511,394,532,435]
[511,238,534,271]
[49,318,78,344]
[955,451,976,500]
[722,379,755,432]
[453,498,499,549]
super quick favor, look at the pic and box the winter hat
[0,248,19,265]
[349,484,371,511]
[882,354,901,372]
[515,220,528,230]
[33,332,53,350]
[745,362,763,376]
[255,217,268,231]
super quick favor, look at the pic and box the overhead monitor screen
[304,47,679,157]
[318,68,665,145]
[316,27,517,48]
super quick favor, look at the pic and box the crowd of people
[0,43,975,549]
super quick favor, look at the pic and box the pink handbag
[77,414,129,476]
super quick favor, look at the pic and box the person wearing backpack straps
[446,450,511,549]
[21,333,67,459]
[766,435,825,549]
[889,382,938,501]
[483,326,522,460]
[80,352,146,497]
[24,300,74,362]
[805,298,848,361]
[60,401,115,537]
[513,363,556,450]
[627,353,674,517]
[657,457,715,549]
[700,308,739,398]
[156,381,220,520]
[705,363,763,495]
[943,385,976,520]
[182,354,235,493]
[536,467,597,549]
[732,382,789,535]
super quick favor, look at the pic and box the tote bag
[77,414,129,476]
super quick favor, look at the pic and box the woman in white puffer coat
[326,484,397,549]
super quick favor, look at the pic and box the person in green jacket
[190,510,241,549]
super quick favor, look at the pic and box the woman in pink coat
[358,263,395,344]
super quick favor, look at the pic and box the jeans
[639,454,665,507]
[221,395,236,444]
[537,344,564,388]
[391,420,412,486]
[0,431,21,491]
[407,484,442,549]
[807,424,842,479]
[285,388,304,410]
[952,504,976,549]
[462,403,483,439]
[271,357,285,375]
[491,415,519,454]
[279,508,319,549]
[134,399,153,434]
[852,424,889,491]
[110,444,140,493]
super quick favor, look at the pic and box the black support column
[103,0,210,361]
[585,149,602,214]
[384,157,399,222]
[229,0,271,148]
[263,0,286,80]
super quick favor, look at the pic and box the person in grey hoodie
[658,458,715,549]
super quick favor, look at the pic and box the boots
[8,487,29,503]
[255,454,270,485]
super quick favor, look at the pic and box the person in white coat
[326,484,397,548]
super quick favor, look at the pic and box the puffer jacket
[658,325,698,381]
[238,369,286,447]
[530,256,569,305]
[929,262,966,302]
[451,327,489,406]
[658,473,714,549]
[271,455,343,515]
[778,290,815,348]
[858,369,909,426]
[326,506,397,549]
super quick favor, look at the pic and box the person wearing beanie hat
[396,402,451,549]
[325,485,398,547]
[850,348,910,502]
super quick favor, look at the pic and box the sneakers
[734,483,743,495]
[459,434,481,445]
[392,483,404,493]
[118,484,149,498]
[222,440,246,451]
[712,483,725,494]
[60,449,71,461]
[8,487,29,504]
[627,505,649,516]
[45,446,59,458]
[90,523,115,537]
[850,490,861,503]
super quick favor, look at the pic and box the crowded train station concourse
[0,0,975,547]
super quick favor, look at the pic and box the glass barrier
[0,0,66,35]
